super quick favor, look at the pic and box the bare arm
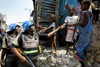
[39,26,52,33]
[48,26,61,37]
[68,12,86,27]
[68,22,81,27]
[61,22,67,29]
[39,26,47,29]
[37,23,47,31]
[43,26,52,31]
[10,47,28,64]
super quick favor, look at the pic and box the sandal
[74,54,84,61]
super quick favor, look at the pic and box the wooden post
[55,0,60,46]
[32,0,37,32]
[36,1,41,32]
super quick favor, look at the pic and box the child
[66,0,93,61]
[61,6,79,55]
[40,14,57,54]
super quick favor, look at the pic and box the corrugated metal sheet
[60,0,79,24]
[40,0,56,22]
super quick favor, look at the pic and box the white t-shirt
[64,16,79,42]
[64,16,79,29]
[50,22,55,31]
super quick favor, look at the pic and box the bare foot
[53,52,57,56]
[51,50,54,54]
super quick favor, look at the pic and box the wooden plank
[37,1,41,17]
[55,0,60,46]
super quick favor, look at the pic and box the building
[0,14,7,30]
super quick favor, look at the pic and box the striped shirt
[75,4,81,16]
[75,4,92,16]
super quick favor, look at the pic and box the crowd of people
[0,0,96,67]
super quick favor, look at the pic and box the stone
[42,59,47,64]
[55,64,60,67]
[61,56,67,64]
[36,62,40,66]
[86,24,100,67]
[47,55,55,63]
[56,58,63,65]
[89,24,100,50]
[75,64,82,67]
[95,54,100,62]
[37,57,46,61]
[41,64,45,67]
[87,53,92,57]
[43,51,49,56]
[82,60,92,67]
[44,64,50,67]
[60,65,69,67]
[88,58,94,64]
[66,56,80,67]
[57,50,66,56]
[50,63,55,67]
[36,47,82,67]
[93,62,100,67]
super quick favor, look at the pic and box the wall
[36,0,79,44]
[0,14,7,30]
[37,0,56,22]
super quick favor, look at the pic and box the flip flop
[74,54,84,61]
